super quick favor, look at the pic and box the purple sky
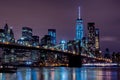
[0,0,120,52]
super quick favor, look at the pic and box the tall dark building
[87,23,96,52]
[32,36,39,46]
[4,24,9,34]
[40,35,52,47]
[0,29,5,42]
[95,28,100,50]
[104,48,110,59]
[22,27,32,39]
[17,27,33,46]
[4,24,15,42]
[48,29,56,45]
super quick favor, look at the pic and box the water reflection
[0,67,120,80]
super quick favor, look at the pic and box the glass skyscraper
[48,29,56,45]
[76,19,84,40]
[75,7,84,46]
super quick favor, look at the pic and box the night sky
[0,0,120,53]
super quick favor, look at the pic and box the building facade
[17,27,33,46]
[22,27,32,39]
[87,23,96,53]
[0,24,15,43]
[48,29,56,45]
[40,35,52,47]
[75,7,84,42]
[32,36,39,46]
[95,28,100,50]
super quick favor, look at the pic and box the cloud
[100,36,118,42]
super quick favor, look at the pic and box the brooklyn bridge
[0,41,112,67]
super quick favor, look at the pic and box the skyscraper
[95,28,100,50]
[87,23,96,53]
[22,27,32,39]
[4,24,15,42]
[40,35,52,47]
[0,29,5,42]
[17,27,33,46]
[32,36,39,46]
[48,29,56,45]
[76,7,84,42]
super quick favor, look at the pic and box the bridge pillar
[68,55,82,67]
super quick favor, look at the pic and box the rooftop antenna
[78,6,81,19]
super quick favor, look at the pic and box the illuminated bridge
[0,42,112,67]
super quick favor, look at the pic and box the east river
[0,67,120,80]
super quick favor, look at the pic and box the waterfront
[0,67,120,80]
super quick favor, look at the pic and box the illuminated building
[22,27,32,39]
[0,29,5,42]
[40,35,52,47]
[0,24,15,43]
[87,23,95,52]
[0,24,15,63]
[31,36,40,61]
[95,28,100,50]
[32,36,39,46]
[17,27,33,46]
[87,23,101,57]
[94,28,101,57]
[75,7,84,46]
[6,28,15,42]
[48,29,56,45]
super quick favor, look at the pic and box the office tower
[32,36,39,46]
[17,27,33,46]
[4,24,15,42]
[48,29,56,45]
[104,48,110,59]
[87,23,95,52]
[31,36,40,61]
[76,7,84,43]
[0,29,5,42]
[40,35,52,47]
[95,28,100,50]
[22,27,32,39]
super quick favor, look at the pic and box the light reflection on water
[0,67,120,80]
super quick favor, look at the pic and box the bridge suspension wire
[82,45,94,57]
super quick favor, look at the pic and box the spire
[78,6,81,19]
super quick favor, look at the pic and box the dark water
[0,67,120,80]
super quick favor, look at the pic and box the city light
[0,6,117,68]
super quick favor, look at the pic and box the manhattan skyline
[0,0,120,52]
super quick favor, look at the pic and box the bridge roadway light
[36,46,40,48]
[63,50,67,52]
[5,42,10,44]
[51,48,54,50]
[28,44,31,47]
[73,51,75,54]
